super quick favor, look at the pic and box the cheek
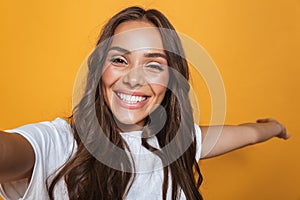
[145,71,169,89]
[101,65,121,89]
[152,85,168,99]
[150,73,169,100]
[101,66,122,107]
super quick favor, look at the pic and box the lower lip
[113,93,150,109]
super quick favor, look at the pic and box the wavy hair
[48,6,203,200]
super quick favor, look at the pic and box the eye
[109,57,128,66]
[144,63,164,72]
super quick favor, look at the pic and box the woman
[0,6,289,200]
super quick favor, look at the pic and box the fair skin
[200,118,289,158]
[0,20,290,183]
[102,21,169,131]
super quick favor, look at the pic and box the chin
[113,115,145,130]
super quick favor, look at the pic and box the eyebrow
[108,46,130,54]
[108,46,167,59]
[144,52,167,59]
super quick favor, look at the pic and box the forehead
[111,21,164,52]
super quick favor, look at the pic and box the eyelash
[145,64,164,71]
[110,57,127,65]
[109,57,164,71]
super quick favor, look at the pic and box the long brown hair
[48,6,203,200]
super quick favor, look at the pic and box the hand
[256,118,291,140]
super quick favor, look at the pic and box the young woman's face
[102,21,169,130]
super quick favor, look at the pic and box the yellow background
[0,0,299,199]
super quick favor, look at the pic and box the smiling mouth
[115,92,149,104]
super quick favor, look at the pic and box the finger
[281,124,287,135]
[256,119,266,123]
[283,133,291,140]
[256,118,271,123]
[278,130,291,139]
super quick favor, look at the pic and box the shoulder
[0,118,75,199]
[5,117,76,161]
[7,117,74,145]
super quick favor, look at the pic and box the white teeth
[116,92,147,104]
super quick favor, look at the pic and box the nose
[122,65,146,88]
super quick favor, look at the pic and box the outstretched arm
[200,118,290,159]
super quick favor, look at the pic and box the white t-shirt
[0,118,202,200]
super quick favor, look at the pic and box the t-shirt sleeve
[194,124,202,161]
[0,118,75,200]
